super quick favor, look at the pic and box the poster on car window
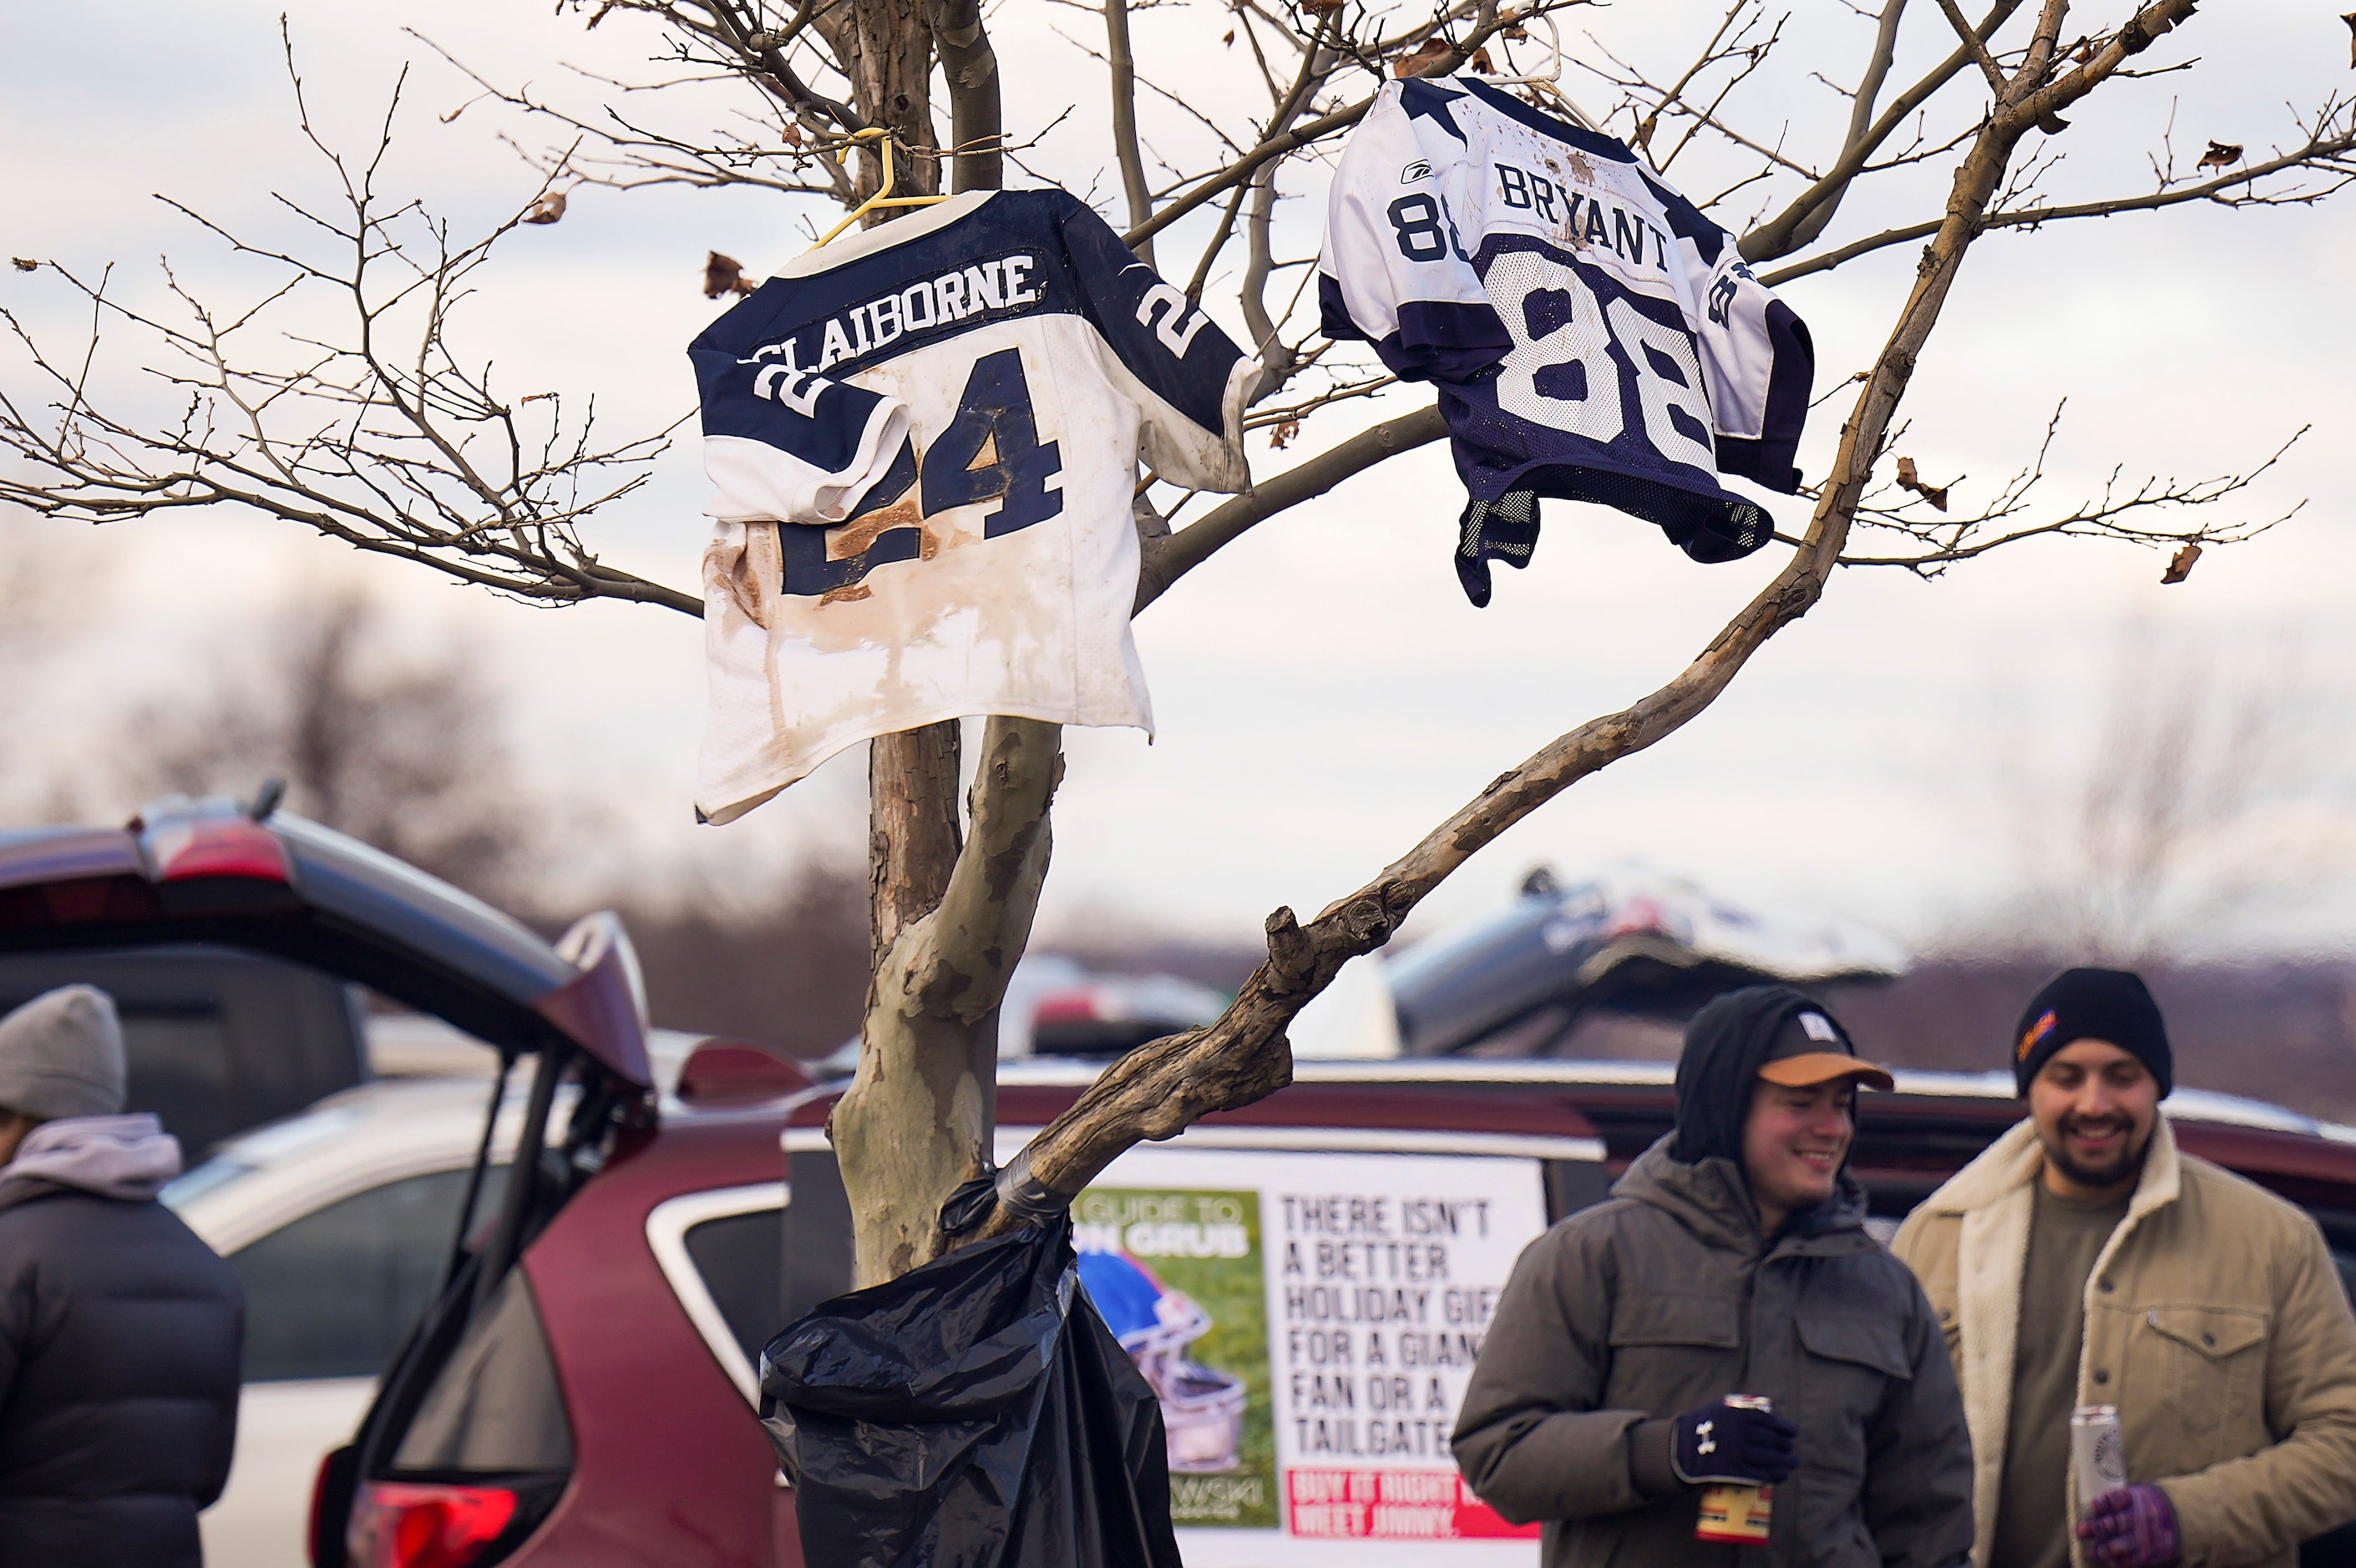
[1054,1142,1551,1567]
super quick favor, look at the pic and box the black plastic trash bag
[758,1216,1183,1568]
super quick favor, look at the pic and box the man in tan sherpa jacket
[1894,969,2356,1568]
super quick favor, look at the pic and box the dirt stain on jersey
[826,490,926,561]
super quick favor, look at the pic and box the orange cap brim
[1757,1053,1895,1092]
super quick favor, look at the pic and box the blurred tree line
[0,544,870,1056]
[3,535,2348,1093]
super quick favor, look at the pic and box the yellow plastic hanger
[807,129,954,251]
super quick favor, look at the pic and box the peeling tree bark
[813,0,941,202]
[833,717,1061,1284]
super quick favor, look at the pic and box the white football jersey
[690,189,1253,824]
[1319,77,1813,569]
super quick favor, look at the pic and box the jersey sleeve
[691,318,911,524]
[1317,80,1508,384]
[1055,195,1254,494]
[1642,178,1813,493]
[1694,252,1812,493]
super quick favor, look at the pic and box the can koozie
[1696,1482,1774,1543]
[1694,1396,1776,1543]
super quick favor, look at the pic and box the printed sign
[1048,1141,1553,1567]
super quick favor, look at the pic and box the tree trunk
[818,0,1056,1290]
[812,0,941,203]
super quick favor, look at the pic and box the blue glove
[1670,1399,1798,1486]
[2076,1484,2180,1568]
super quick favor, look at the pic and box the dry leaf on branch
[1392,38,1450,77]
[2195,139,2244,170]
[519,392,559,405]
[523,191,568,225]
[2161,542,2203,584]
[2344,13,2356,68]
[782,121,804,148]
[1269,418,1303,450]
[1222,28,1235,44]
[1503,23,1530,40]
[1894,456,1951,512]
[2074,36,2099,64]
[8,258,37,272]
[704,251,758,299]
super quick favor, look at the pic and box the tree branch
[928,0,1001,194]
[1785,0,1910,251]
[1932,0,2011,94]
[1740,0,2027,261]
[1134,405,1447,611]
[1103,0,1158,264]
[984,0,2107,1223]
[1760,110,2356,286]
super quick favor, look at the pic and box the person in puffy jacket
[1452,984,1973,1568]
[0,984,244,1568]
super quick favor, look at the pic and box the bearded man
[1894,969,2356,1568]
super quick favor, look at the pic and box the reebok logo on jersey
[1401,159,1433,183]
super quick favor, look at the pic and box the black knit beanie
[2012,968,2171,1097]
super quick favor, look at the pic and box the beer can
[2071,1404,2126,1510]
[1695,1395,1776,1545]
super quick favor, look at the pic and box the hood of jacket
[1614,1134,1869,1252]
[0,1112,183,1212]
[1671,984,1842,1165]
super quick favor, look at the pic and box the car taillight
[347,1481,517,1568]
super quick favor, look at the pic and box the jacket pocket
[2125,1303,2268,1448]
[1604,1293,1741,1414]
[1609,1292,1741,1349]
[2144,1306,2267,1359]
[1796,1313,1913,1381]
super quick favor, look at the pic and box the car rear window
[233,1164,510,1382]
[685,1210,784,1366]
[391,1267,572,1474]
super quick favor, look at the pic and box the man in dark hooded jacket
[1453,985,1973,1568]
[0,984,244,1567]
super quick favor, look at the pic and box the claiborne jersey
[1319,78,1812,598]
[690,188,1253,824]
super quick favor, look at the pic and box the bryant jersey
[1319,77,1812,585]
[689,188,1253,824]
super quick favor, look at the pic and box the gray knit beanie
[0,986,128,1121]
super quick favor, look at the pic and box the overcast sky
[3,0,2351,959]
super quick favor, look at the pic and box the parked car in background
[166,1075,523,1566]
[165,1025,709,1567]
[0,941,367,1156]
[1281,867,1909,1061]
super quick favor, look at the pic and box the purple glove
[2076,1484,2180,1568]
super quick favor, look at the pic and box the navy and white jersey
[1318,77,1812,583]
[689,188,1253,823]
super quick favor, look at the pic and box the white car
[165,1027,698,1567]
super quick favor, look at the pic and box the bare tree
[1964,617,2345,963]
[5,0,2354,1286]
[117,582,545,904]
